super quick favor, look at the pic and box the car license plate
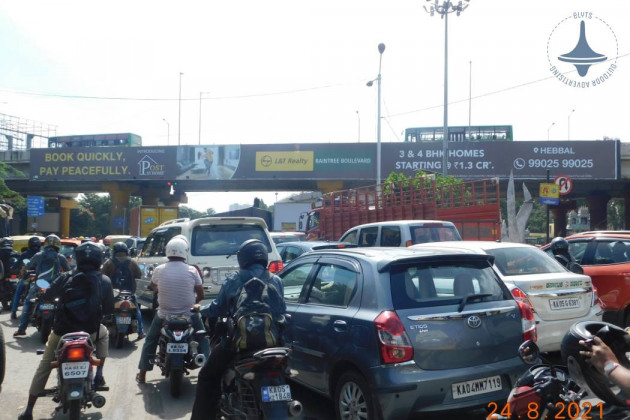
[166,343,188,354]
[39,303,55,310]
[261,384,292,402]
[61,361,90,379]
[452,375,502,399]
[116,316,132,325]
[549,297,581,310]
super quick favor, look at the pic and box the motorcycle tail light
[67,346,87,361]
[119,300,132,309]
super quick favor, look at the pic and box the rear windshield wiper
[458,293,493,312]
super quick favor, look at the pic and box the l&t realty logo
[547,12,618,88]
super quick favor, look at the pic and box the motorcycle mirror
[568,261,584,274]
[518,340,541,365]
[22,259,30,265]
[35,279,50,290]
[113,288,120,298]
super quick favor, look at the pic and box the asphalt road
[0,309,503,420]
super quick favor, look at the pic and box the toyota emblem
[467,315,482,329]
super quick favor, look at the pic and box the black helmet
[28,236,42,251]
[550,237,569,255]
[44,234,61,250]
[75,242,103,270]
[113,242,129,256]
[236,239,268,269]
[561,321,630,406]
[0,237,13,249]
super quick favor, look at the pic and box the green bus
[404,125,513,143]
[48,133,142,148]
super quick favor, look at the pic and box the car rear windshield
[487,247,566,276]
[390,261,508,309]
[410,224,462,244]
[191,224,272,256]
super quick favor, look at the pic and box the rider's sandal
[136,373,146,384]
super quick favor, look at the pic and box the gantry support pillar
[586,192,610,231]
[550,200,576,237]
[103,182,140,235]
[59,198,78,238]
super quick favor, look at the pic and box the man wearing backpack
[18,241,114,420]
[135,236,209,384]
[101,242,145,339]
[191,239,286,420]
[14,234,71,337]
[10,236,42,320]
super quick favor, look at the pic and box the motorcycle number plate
[61,361,90,379]
[261,384,292,402]
[116,316,132,324]
[39,303,55,310]
[451,375,502,399]
[166,343,188,354]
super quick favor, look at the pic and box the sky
[0,0,628,213]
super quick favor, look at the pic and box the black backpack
[59,270,102,335]
[231,277,283,352]
[36,248,61,282]
[111,258,133,290]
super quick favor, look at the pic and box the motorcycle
[490,322,630,420]
[152,312,207,397]
[0,254,23,311]
[30,278,58,344]
[38,331,107,420]
[106,289,138,349]
[217,344,303,420]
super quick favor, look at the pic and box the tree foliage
[0,162,26,208]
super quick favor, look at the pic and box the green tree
[0,162,26,208]
[179,205,205,220]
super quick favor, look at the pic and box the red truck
[300,178,501,242]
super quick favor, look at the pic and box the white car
[411,241,603,352]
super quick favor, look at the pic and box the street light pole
[178,72,183,146]
[163,118,170,145]
[568,108,575,140]
[547,122,555,141]
[366,43,386,186]
[424,0,471,176]
[199,91,210,145]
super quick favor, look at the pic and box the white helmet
[171,234,189,246]
[166,237,189,260]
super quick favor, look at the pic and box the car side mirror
[567,261,584,275]
[129,248,138,258]
[518,340,541,365]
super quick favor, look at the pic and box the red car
[543,231,630,327]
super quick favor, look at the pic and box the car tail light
[268,260,283,273]
[517,300,537,343]
[374,311,414,364]
[67,346,87,361]
[591,285,604,309]
[511,287,535,312]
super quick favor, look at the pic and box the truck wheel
[40,318,52,345]
[334,371,379,420]
[169,368,183,398]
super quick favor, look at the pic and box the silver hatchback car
[279,247,532,419]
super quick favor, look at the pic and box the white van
[135,217,282,309]
[339,220,462,247]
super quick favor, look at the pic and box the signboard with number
[554,175,573,196]
[539,183,559,205]
[27,195,45,217]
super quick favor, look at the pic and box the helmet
[44,234,61,250]
[550,237,569,255]
[0,237,13,249]
[28,236,42,251]
[75,242,104,269]
[113,242,129,256]
[165,237,189,260]
[236,239,268,269]
[561,321,630,406]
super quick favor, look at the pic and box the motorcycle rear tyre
[68,399,81,420]
[0,327,6,386]
[116,332,125,349]
[40,318,52,345]
[169,368,183,398]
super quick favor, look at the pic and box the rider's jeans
[18,284,38,331]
